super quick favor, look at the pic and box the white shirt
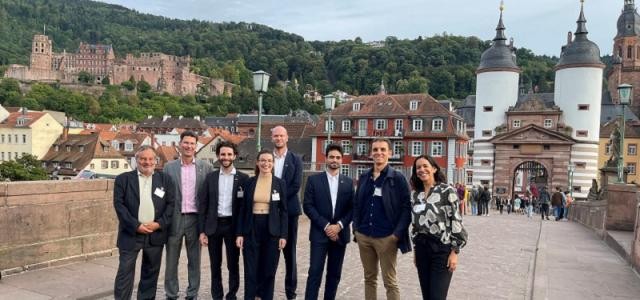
[326,171,339,217]
[274,149,287,179]
[217,167,236,217]
[137,171,155,223]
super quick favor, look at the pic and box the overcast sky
[97,0,624,57]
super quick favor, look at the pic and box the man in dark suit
[113,145,175,299]
[271,125,303,299]
[303,144,354,300]
[198,141,249,300]
[163,131,214,300]
[353,138,411,300]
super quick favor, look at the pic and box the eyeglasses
[258,159,273,163]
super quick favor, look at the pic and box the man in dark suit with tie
[164,131,214,300]
[271,125,303,300]
[303,144,354,300]
[113,145,175,299]
[198,141,249,300]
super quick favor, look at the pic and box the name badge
[373,187,382,197]
[154,187,165,198]
[272,192,281,201]
[237,189,244,198]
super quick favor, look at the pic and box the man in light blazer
[114,146,175,299]
[271,126,303,300]
[303,144,354,300]
[163,130,214,300]
[198,141,249,300]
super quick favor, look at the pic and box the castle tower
[608,0,640,105]
[473,2,521,188]
[29,35,53,71]
[553,1,604,198]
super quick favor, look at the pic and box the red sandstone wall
[0,180,117,274]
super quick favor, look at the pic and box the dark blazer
[198,169,250,236]
[303,172,354,246]
[237,175,288,238]
[113,170,175,250]
[280,151,303,216]
[353,166,412,253]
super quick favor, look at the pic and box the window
[466,171,473,185]
[544,145,551,150]
[356,141,368,155]
[481,159,491,166]
[412,119,423,131]
[410,100,419,111]
[14,135,17,143]
[101,160,108,169]
[341,120,351,132]
[79,145,84,152]
[0,152,3,161]
[393,141,403,156]
[513,120,521,128]
[432,119,443,131]
[628,45,633,59]
[356,165,368,176]
[1,134,3,143]
[573,186,581,193]
[111,161,119,169]
[340,165,350,176]
[606,143,611,155]
[375,119,387,130]
[8,134,11,143]
[125,142,133,151]
[22,134,26,144]
[124,163,129,169]
[483,106,493,112]
[576,130,588,137]
[431,141,443,156]
[341,140,352,155]
[482,130,492,137]
[411,141,424,157]
[513,145,520,149]
[543,119,553,128]
[54,145,59,152]
[358,119,367,136]
[627,163,637,175]
[395,119,403,131]
[467,157,473,166]
[90,163,95,169]
[103,145,110,152]
[575,162,587,169]
[353,103,361,111]
[324,120,335,132]
[112,140,119,150]
[66,145,71,152]
[63,162,72,168]
[628,144,637,156]
[578,104,590,111]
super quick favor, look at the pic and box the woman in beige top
[236,149,288,300]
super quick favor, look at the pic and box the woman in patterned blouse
[410,154,468,300]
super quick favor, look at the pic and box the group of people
[113,131,468,300]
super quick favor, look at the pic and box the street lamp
[324,94,336,148]
[252,70,270,151]
[567,162,575,197]
[617,83,632,183]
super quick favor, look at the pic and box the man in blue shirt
[352,138,411,300]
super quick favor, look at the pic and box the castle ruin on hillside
[4,35,233,96]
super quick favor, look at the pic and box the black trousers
[283,214,299,299]
[304,241,347,300]
[243,214,281,300]
[541,204,550,219]
[414,234,453,300]
[114,234,163,300]
[207,217,240,300]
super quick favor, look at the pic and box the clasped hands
[325,223,341,241]
[136,222,160,234]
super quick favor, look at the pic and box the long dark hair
[410,154,447,192]
[255,149,274,175]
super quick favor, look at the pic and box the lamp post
[252,70,270,151]
[567,162,575,197]
[617,83,632,183]
[324,94,336,147]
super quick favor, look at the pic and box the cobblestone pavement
[2,210,640,300]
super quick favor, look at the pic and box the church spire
[575,0,588,37]
[494,1,507,43]
[625,0,635,10]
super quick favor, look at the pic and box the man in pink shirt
[163,131,213,300]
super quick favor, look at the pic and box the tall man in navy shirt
[271,125,303,299]
[303,144,354,300]
[353,138,411,300]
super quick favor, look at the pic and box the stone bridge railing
[0,180,117,275]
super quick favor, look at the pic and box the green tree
[0,154,48,181]
[78,71,95,84]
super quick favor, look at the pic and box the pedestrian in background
[236,150,288,300]
[470,186,479,216]
[539,187,551,220]
[564,190,573,221]
[410,154,468,300]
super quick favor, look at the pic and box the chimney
[21,107,27,115]
[567,31,572,44]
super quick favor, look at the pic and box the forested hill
[0,0,558,100]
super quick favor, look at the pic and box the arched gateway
[512,161,548,198]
